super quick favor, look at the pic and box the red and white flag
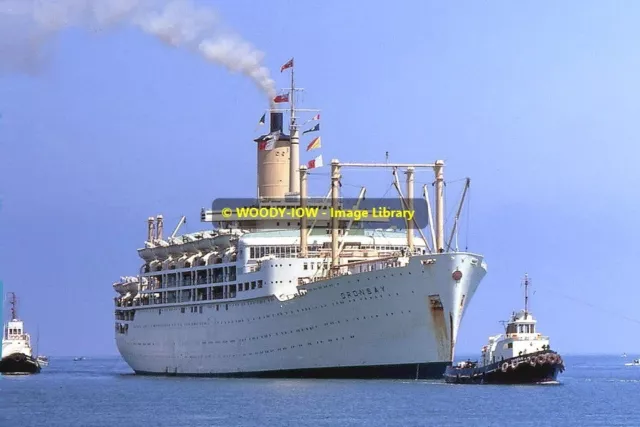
[307,154,323,169]
[304,113,320,125]
[258,139,276,151]
[280,58,293,72]
[273,93,289,103]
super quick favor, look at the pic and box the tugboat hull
[444,351,564,385]
[0,352,41,375]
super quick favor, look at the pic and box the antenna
[523,274,531,319]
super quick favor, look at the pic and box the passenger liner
[113,66,488,378]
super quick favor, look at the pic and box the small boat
[0,293,41,375]
[36,355,49,366]
[112,276,143,296]
[73,356,85,361]
[624,359,640,366]
[622,353,627,358]
[444,274,564,385]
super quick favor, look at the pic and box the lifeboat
[152,240,171,259]
[112,276,141,295]
[137,246,156,262]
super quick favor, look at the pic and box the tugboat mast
[7,292,17,321]
[523,274,530,319]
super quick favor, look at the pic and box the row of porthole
[134,304,335,329]
[150,297,325,317]
[132,292,400,330]
[199,304,331,325]
[334,294,386,305]
[199,326,322,345]
[151,297,276,316]
[124,335,358,358]
[136,311,322,329]
[341,293,400,304]
[129,306,408,345]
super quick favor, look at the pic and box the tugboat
[0,293,41,375]
[444,274,564,384]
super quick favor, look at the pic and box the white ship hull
[116,252,486,378]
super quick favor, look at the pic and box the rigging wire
[307,172,330,178]
[537,289,640,325]
[380,181,395,198]
[308,171,398,201]
[443,177,468,185]
[444,181,460,230]
[444,182,462,250]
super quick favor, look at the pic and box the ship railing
[297,256,406,284]
[246,249,413,262]
[121,294,238,308]
[302,250,407,259]
[135,277,238,295]
[119,289,244,307]
[141,275,225,291]
[510,335,550,341]
[340,256,405,276]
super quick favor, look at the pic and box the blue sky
[1,0,640,356]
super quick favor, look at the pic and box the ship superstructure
[113,62,488,378]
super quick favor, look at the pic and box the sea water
[0,355,638,426]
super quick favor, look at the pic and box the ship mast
[289,59,300,194]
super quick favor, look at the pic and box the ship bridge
[506,310,537,335]
[5,321,25,340]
